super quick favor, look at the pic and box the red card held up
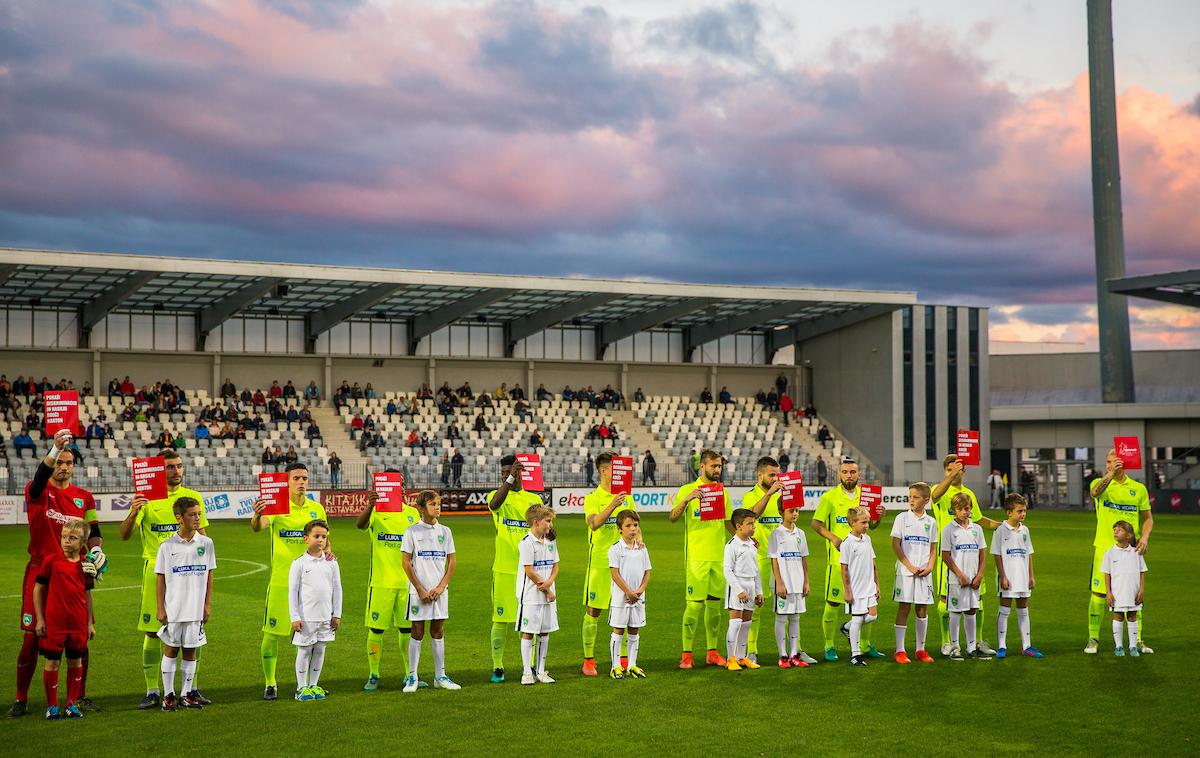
[860,484,884,522]
[44,390,79,437]
[516,453,544,491]
[956,429,981,466]
[373,471,405,512]
[1113,436,1142,470]
[698,482,726,521]
[610,456,634,496]
[132,456,168,500]
[258,472,291,515]
[778,470,804,509]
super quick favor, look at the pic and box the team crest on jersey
[832,588,840,597]
[1093,578,1101,587]
[310,511,318,518]
[588,591,596,601]
[497,607,504,616]
[22,613,32,627]
[950,597,959,607]
[269,617,277,627]
[143,614,151,623]
[1128,489,1135,496]
[74,498,84,508]
[893,587,901,599]
[407,516,415,524]
[197,546,206,556]
[372,612,380,621]
[411,605,420,614]
[687,585,694,595]
[437,534,445,545]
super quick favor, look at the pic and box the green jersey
[678,478,726,563]
[1090,476,1149,548]
[932,484,982,533]
[367,506,421,589]
[488,489,543,573]
[262,496,327,587]
[585,486,629,564]
[813,484,861,559]
[133,486,209,560]
[742,484,781,561]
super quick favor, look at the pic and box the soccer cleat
[705,649,727,667]
[941,643,954,657]
[490,668,506,683]
[138,692,161,710]
[678,652,694,670]
[295,688,315,701]
[865,645,887,659]
[193,690,212,706]
[7,700,28,718]
[976,640,997,656]
[1114,647,1126,657]
[748,652,758,663]
[309,686,327,700]
[263,685,278,701]
[582,659,598,677]
[180,691,204,708]
[790,655,809,668]
[971,649,994,660]
[1136,640,1154,655]
[609,667,625,680]
[45,705,62,720]
[536,672,556,684]
[1022,647,1045,659]
[1084,638,1100,654]
[839,622,850,640]
[778,656,792,669]
[402,675,419,693]
[161,693,179,711]
[738,658,761,670]
[894,651,913,664]
[363,674,381,692]
[434,676,461,690]
[626,666,646,679]
[726,658,742,671]
[849,655,868,667]
[949,647,965,661]
[823,647,838,662]
[996,648,1007,659]
[520,672,536,685]
[1128,646,1141,658]
[74,696,99,712]
[64,703,83,719]
[914,650,935,664]
[798,651,819,665]
[621,656,629,669]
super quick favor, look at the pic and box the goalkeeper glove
[87,547,109,577]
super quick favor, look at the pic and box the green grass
[1,511,1195,756]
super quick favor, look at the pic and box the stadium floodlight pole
[1086,0,1135,403]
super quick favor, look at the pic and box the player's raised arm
[931,459,962,503]
[589,492,627,531]
[669,488,699,523]
[750,481,781,518]
[119,494,147,540]
[489,459,523,511]
[250,499,268,532]
[356,492,377,530]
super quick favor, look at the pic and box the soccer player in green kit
[118,449,210,709]
[811,457,884,661]
[670,449,731,670]
[581,452,631,676]
[486,455,544,682]
[356,472,422,690]
[1084,449,1153,655]
[250,462,331,700]
[930,454,1001,656]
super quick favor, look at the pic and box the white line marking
[0,557,267,599]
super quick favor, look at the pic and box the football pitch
[1,511,1195,756]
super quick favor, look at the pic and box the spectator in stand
[349,382,364,399]
[252,389,266,410]
[283,380,297,399]
[446,422,462,442]
[350,413,365,439]
[261,447,278,469]
[775,372,788,397]
[251,413,267,432]
[304,380,321,406]
[299,405,313,424]
[755,388,768,407]
[562,385,575,401]
[13,428,36,457]
[85,419,105,448]
[476,392,493,409]
[642,451,657,486]
[587,424,599,441]
[473,414,489,433]
[397,396,412,417]
[456,381,473,400]
[585,452,595,487]
[817,424,831,446]
[440,452,451,486]
[195,421,212,447]
[450,449,464,487]
[218,422,236,442]
[633,387,646,403]
[284,405,300,429]
[607,422,619,442]
[779,451,791,472]
[407,431,421,449]
[120,404,136,422]
[106,378,121,400]
[779,394,794,426]
[598,423,611,442]
[496,382,508,400]
[804,402,817,420]
[328,452,342,487]
[417,382,433,400]
[437,381,454,400]
[306,422,322,442]
[437,395,453,417]
[364,383,377,400]
[0,374,9,402]
[386,398,397,417]
[419,433,432,454]
[37,376,52,393]
[513,398,531,422]
[699,387,713,404]
[718,386,732,405]
[219,378,236,399]
[80,381,93,398]
[284,446,298,466]
[766,389,779,411]
[153,430,175,450]
[536,384,551,401]
[530,429,545,447]
[511,383,526,401]
[25,408,41,430]
[406,394,419,415]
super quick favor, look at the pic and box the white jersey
[154,533,216,623]
[941,521,987,581]
[1101,545,1147,609]
[839,533,877,602]
[288,552,343,622]
[517,532,559,606]
[607,541,651,607]
[401,521,456,592]
[891,510,937,576]
[990,522,1034,592]
[767,526,808,595]
[724,536,762,593]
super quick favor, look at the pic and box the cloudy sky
[2,0,1198,348]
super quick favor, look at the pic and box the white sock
[997,605,1011,649]
[431,637,445,679]
[1016,607,1031,650]
[1127,620,1139,650]
[610,632,623,670]
[537,635,549,675]
[915,616,928,652]
[894,625,907,654]
[949,613,961,649]
[161,656,177,696]
[788,615,799,657]
[737,617,751,659]
[180,658,196,694]
[520,637,534,674]
[775,615,789,658]
[408,637,422,679]
[965,614,977,652]
[308,642,326,688]
[1113,620,1124,649]
[295,646,312,690]
[849,617,863,657]
[726,619,742,661]
[627,634,640,669]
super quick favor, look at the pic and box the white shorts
[725,580,758,612]
[406,588,449,622]
[947,582,981,612]
[292,620,336,647]
[774,591,806,616]
[517,603,559,634]
[158,621,206,649]
[1109,602,1143,613]
[893,571,935,605]
[845,596,878,616]
[608,603,647,629]
[998,589,1032,599]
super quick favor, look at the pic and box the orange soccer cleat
[894,651,913,664]
[914,650,935,664]
[582,659,598,676]
[705,649,728,667]
[678,652,694,670]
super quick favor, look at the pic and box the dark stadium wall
[104,352,210,391]
[326,356,429,392]
[2,348,92,386]
[221,355,323,392]
[991,349,1200,403]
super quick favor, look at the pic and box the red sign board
[44,390,79,437]
[372,471,405,512]
[1113,436,1142,470]
[131,456,168,500]
[610,456,634,495]
[778,470,805,509]
[516,453,544,491]
[956,429,981,466]
[860,484,884,522]
[698,483,726,521]
[258,472,291,516]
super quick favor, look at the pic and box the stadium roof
[0,247,916,358]
[1107,268,1200,310]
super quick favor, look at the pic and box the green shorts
[823,555,845,604]
[935,557,988,599]
[684,561,724,601]
[365,585,412,631]
[262,585,291,636]
[138,560,159,633]
[1090,549,1107,595]
[492,571,518,624]
[584,559,612,610]
[758,558,774,601]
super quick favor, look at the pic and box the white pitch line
[0,557,267,599]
